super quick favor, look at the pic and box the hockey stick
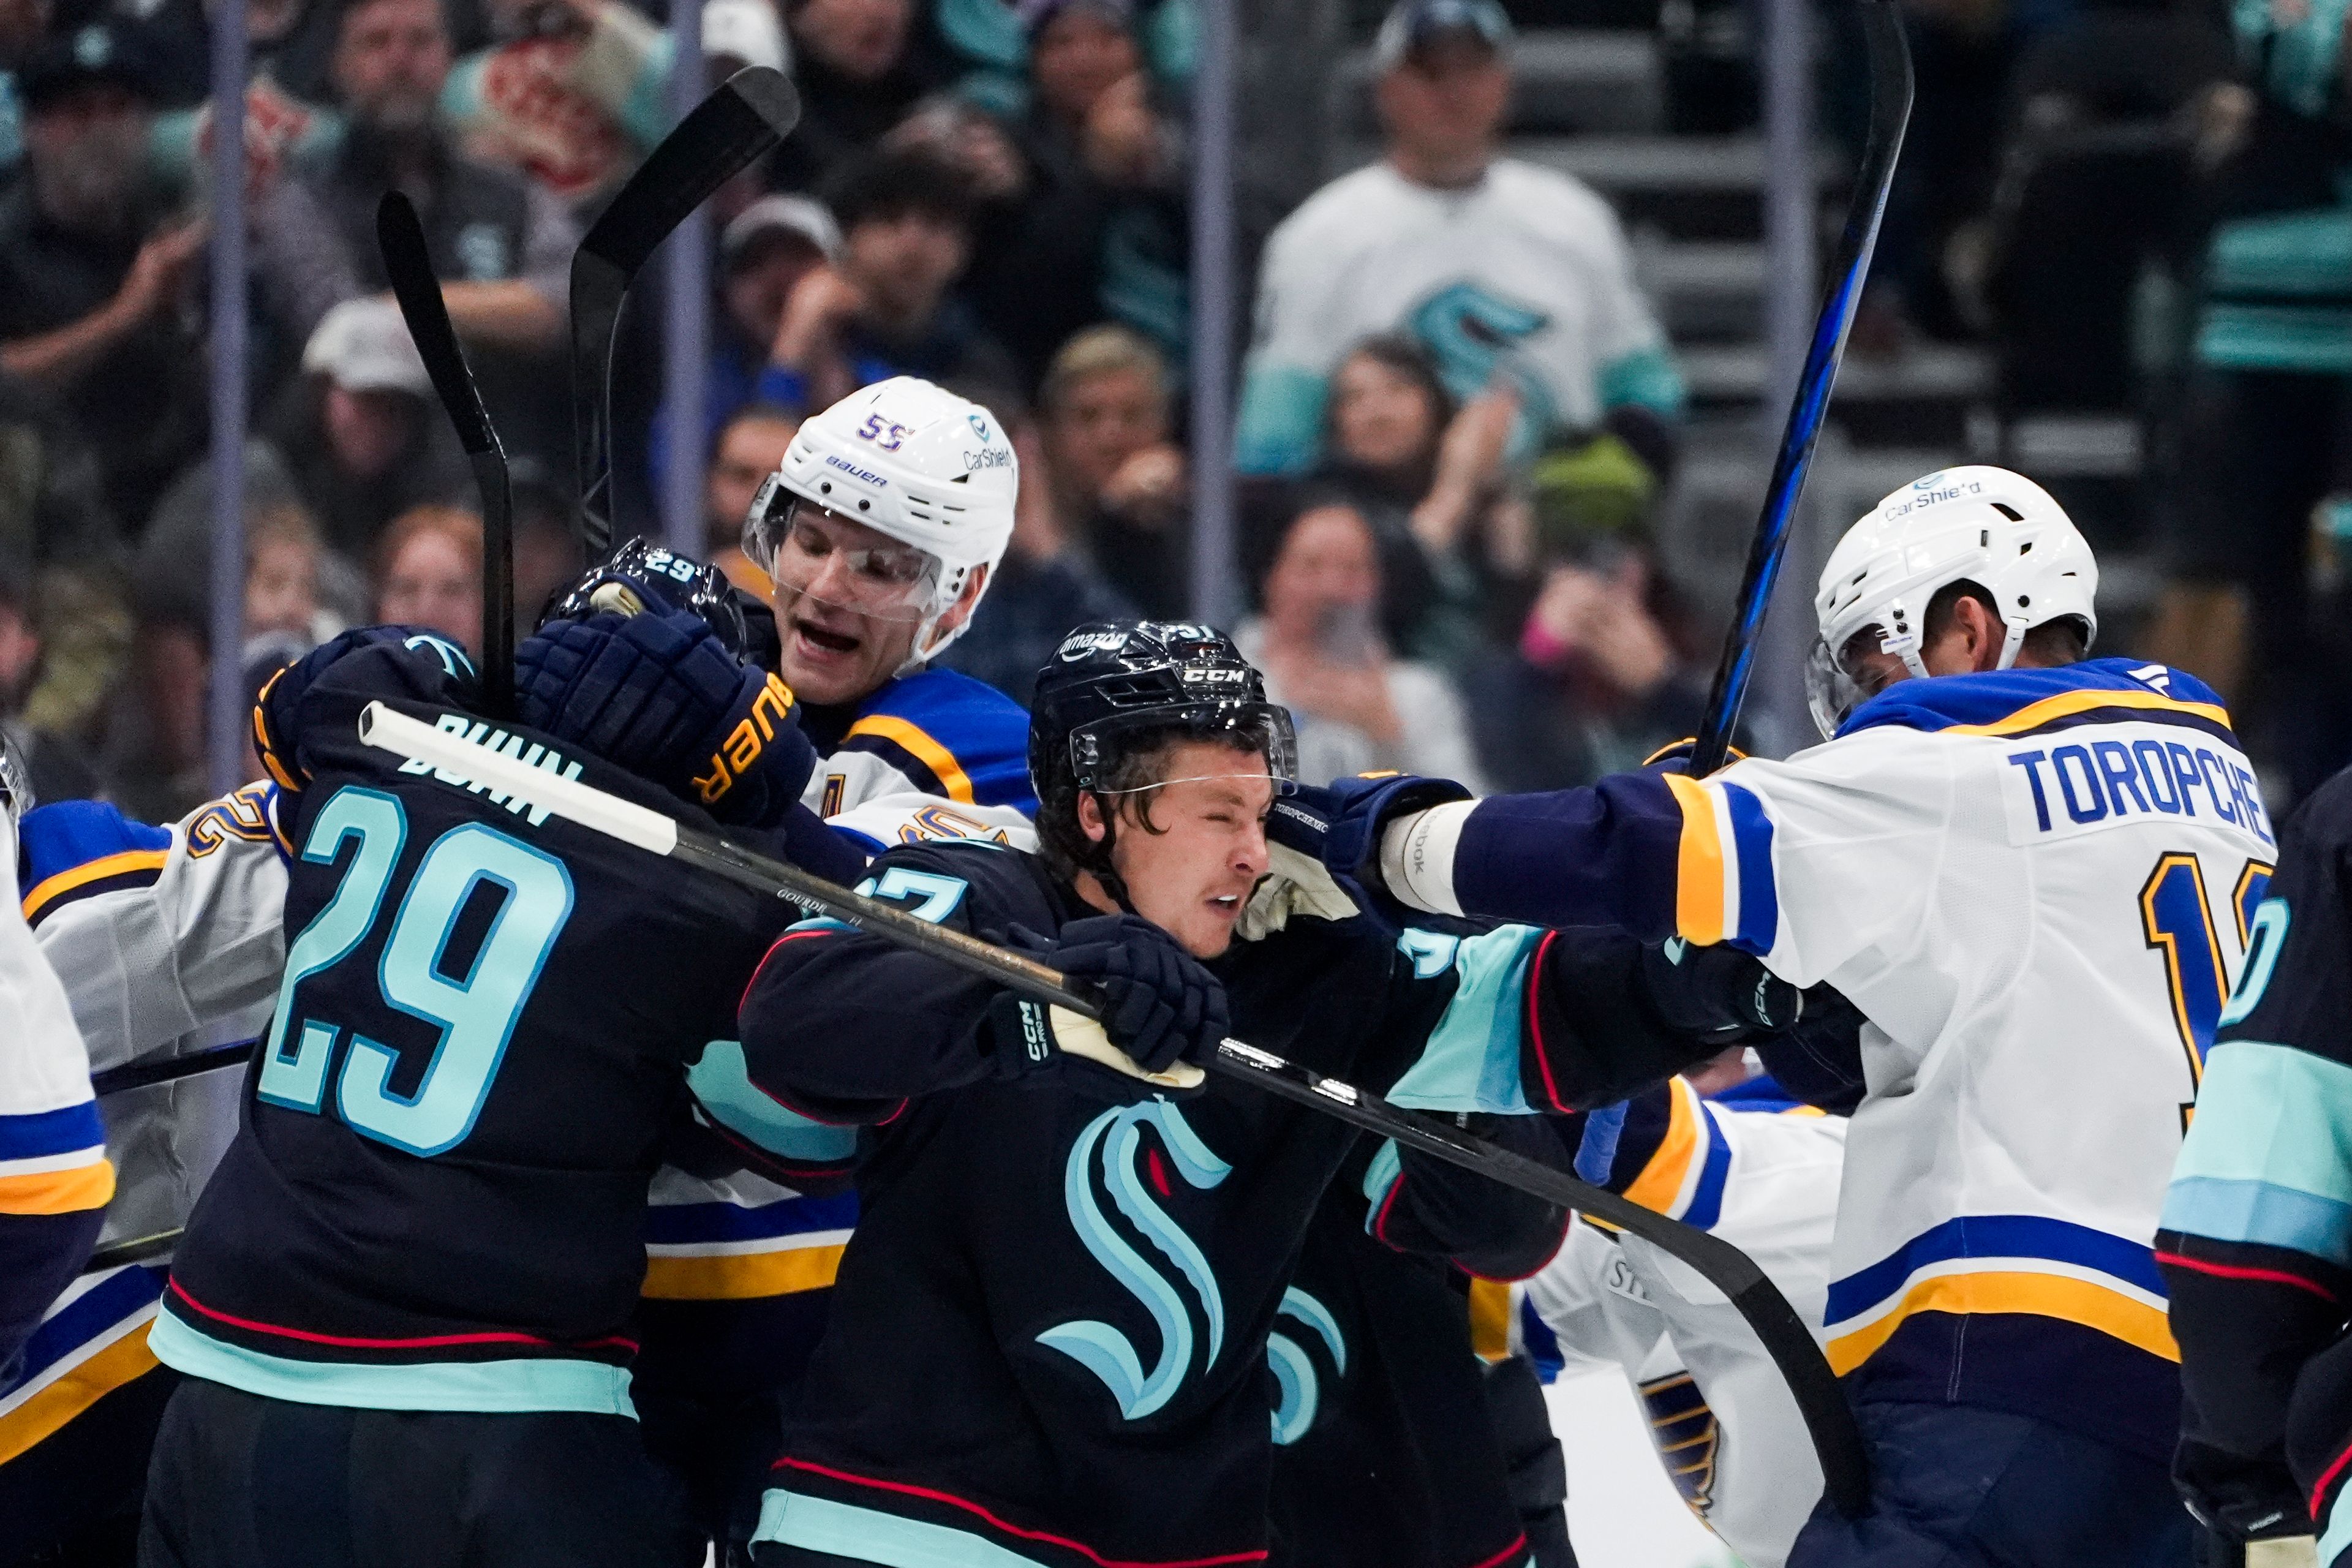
[571,67,800,557]
[81,1227,183,1275]
[91,1039,256,1098]
[377,192,517,720]
[1689,0,1913,776]
[355,701,1872,1516]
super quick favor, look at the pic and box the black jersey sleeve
[1366,1118,1575,1281]
[734,842,1053,1123]
[255,628,481,792]
[2158,769,2352,1545]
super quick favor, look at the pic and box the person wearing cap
[1235,0,1684,491]
[646,193,841,502]
[0,20,208,534]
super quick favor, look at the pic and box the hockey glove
[1639,737,1749,774]
[995,916,1229,1099]
[254,625,475,790]
[1637,938,1802,1042]
[518,610,818,828]
[1268,774,1474,926]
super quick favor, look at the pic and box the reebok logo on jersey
[693,673,799,806]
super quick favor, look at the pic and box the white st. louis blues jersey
[1659,660,2272,1456]
[1526,1079,1846,1568]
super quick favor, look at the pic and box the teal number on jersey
[853,865,969,925]
[2139,852,2275,1092]
[260,786,576,1155]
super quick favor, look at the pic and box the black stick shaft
[91,1040,257,1098]
[1689,0,1912,776]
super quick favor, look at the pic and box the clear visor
[1071,703,1300,794]
[1804,633,1877,740]
[745,494,943,624]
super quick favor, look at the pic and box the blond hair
[1041,325,1168,418]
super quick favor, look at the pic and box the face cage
[1068,703,1300,795]
[745,489,945,626]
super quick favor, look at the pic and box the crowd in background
[0,0,2343,821]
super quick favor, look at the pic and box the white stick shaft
[355,701,682,856]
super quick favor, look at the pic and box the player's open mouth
[792,618,862,656]
[1208,894,1242,919]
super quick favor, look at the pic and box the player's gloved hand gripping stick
[352,700,1872,1518]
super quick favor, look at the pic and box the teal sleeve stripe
[2195,305,2352,374]
[1360,1139,1403,1233]
[1385,925,1543,1115]
[147,1303,636,1417]
[619,39,672,149]
[687,1041,861,1163]
[2323,1482,2352,1568]
[2206,210,2352,297]
[1232,363,1329,478]
[1597,344,1686,417]
[2172,1041,2352,1243]
[2159,1176,2352,1266]
[756,1488,1039,1567]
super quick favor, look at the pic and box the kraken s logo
[1039,1101,1232,1420]
[1405,283,1556,456]
[1267,1287,1345,1446]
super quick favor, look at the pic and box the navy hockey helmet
[1028,620,1297,890]
[542,537,752,658]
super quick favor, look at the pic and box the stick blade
[377,192,500,461]
[568,66,801,556]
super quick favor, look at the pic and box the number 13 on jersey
[2140,850,2272,1130]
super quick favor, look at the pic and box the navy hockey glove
[1638,939,1801,1042]
[255,625,475,790]
[1638,737,1749,775]
[995,916,1228,1098]
[1268,774,1473,924]
[518,610,818,827]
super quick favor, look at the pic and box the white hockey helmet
[742,376,1019,668]
[1806,464,2099,737]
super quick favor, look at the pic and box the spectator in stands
[771,0,949,190]
[1292,332,1525,666]
[938,382,1134,706]
[0,372,129,750]
[2147,0,2352,798]
[273,296,470,556]
[244,503,328,645]
[374,503,484,654]
[650,194,838,500]
[1237,497,1485,792]
[305,0,579,462]
[1234,0,1681,489]
[1463,446,1705,791]
[99,565,211,824]
[0,21,211,535]
[704,402,800,593]
[764,148,1016,413]
[1038,324,1186,618]
[949,0,1189,383]
[0,561,100,804]
[0,0,53,183]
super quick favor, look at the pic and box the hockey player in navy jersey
[133,571,858,1567]
[1285,466,2265,1565]
[731,620,1800,1568]
[2158,767,2352,1565]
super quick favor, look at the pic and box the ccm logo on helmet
[693,673,799,806]
[824,454,889,487]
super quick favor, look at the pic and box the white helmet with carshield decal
[743,376,1019,666]
[1806,465,2099,737]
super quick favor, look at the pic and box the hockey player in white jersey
[1527,1070,1847,1568]
[1287,466,2267,1564]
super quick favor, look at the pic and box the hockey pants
[1787,1399,2192,1567]
[135,1375,680,1568]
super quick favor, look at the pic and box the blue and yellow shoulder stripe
[1841,658,2235,747]
[18,785,286,932]
[835,668,1036,815]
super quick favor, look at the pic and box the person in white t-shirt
[1234,0,1683,481]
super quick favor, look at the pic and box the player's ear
[1962,594,2006,673]
[1077,788,1109,846]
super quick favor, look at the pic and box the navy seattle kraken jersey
[736,839,1722,1568]
[1268,1125,1570,1568]
[149,638,797,1415]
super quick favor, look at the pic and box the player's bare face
[1098,744,1275,960]
[767,507,937,706]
